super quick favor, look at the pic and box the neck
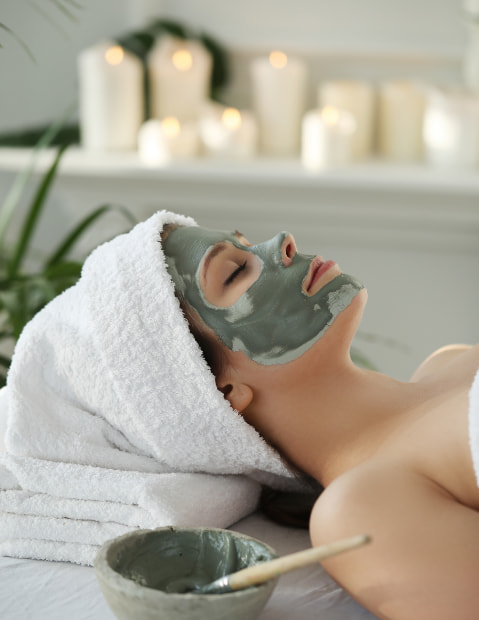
[261,361,433,486]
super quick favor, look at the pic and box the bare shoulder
[410,343,473,382]
[310,460,420,546]
[310,461,479,620]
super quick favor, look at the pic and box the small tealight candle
[250,50,307,155]
[301,106,356,171]
[148,35,212,122]
[199,102,258,159]
[137,117,200,166]
[318,80,375,160]
[78,41,144,151]
[423,88,479,167]
[378,81,425,161]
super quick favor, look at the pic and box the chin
[319,286,367,351]
[340,286,368,337]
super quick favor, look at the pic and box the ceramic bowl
[94,526,278,620]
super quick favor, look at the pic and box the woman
[162,220,479,620]
[2,210,478,618]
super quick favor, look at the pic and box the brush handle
[228,533,371,591]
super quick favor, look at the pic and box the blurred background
[0,0,477,381]
[0,0,469,131]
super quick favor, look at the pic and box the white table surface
[0,512,377,620]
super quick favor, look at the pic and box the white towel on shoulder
[0,211,302,565]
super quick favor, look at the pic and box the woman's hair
[178,295,228,379]
[161,223,228,380]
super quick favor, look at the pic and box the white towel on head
[0,210,302,565]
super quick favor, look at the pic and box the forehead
[163,225,240,273]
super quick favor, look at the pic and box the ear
[217,380,254,413]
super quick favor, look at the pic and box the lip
[304,256,336,293]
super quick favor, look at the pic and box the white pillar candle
[138,117,200,166]
[250,50,307,156]
[148,35,212,122]
[378,81,425,161]
[199,102,258,159]
[78,41,144,151]
[301,106,356,171]
[318,80,375,160]
[423,88,479,167]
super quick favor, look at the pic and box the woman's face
[163,225,364,366]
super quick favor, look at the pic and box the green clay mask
[163,226,364,365]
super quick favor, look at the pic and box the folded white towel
[0,211,301,565]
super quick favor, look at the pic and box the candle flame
[222,108,242,131]
[321,106,340,126]
[161,117,181,138]
[105,45,124,66]
[172,49,193,71]
[269,50,288,69]
[423,110,457,150]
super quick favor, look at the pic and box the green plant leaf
[44,204,136,268]
[0,104,75,248]
[116,31,155,59]
[49,0,81,22]
[61,0,84,9]
[148,19,190,40]
[199,33,230,96]
[350,347,377,371]
[43,260,82,279]
[0,21,36,63]
[0,354,12,369]
[0,124,80,148]
[7,144,68,278]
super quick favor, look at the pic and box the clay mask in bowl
[94,526,278,620]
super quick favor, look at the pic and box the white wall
[0,0,129,131]
[0,0,477,380]
[0,0,469,131]
[158,0,466,55]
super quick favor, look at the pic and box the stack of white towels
[0,211,300,565]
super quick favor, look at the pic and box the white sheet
[0,512,377,619]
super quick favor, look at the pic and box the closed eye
[224,261,247,286]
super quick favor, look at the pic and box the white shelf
[0,148,477,382]
[1,146,479,195]
[0,147,478,256]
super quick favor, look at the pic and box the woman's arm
[310,461,479,620]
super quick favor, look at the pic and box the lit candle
[301,106,356,171]
[199,102,258,159]
[137,117,200,166]
[378,81,425,161]
[78,41,144,151]
[148,35,212,122]
[318,80,375,160]
[250,50,307,155]
[423,87,479,167]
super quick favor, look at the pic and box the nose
[280,233,297,267]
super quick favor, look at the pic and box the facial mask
[163,226,363,365]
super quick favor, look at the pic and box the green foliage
[0,120,136,385]
[0,124,79,148]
